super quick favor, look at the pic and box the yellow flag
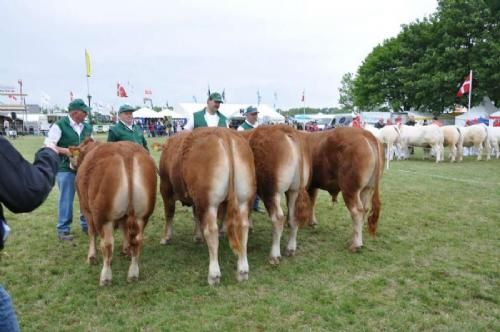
[85,49,91,77]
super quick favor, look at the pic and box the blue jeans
[56,172,87,235]
[253,196,260,210]
[0,285,20,332]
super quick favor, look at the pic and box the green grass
[2,135,499,331]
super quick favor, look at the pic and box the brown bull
[303,127,384,251]
[70,139,157,286]
[159,128,256,285]
[241,125,312,264]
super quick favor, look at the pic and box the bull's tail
[294,136,312,227]
[223,138,242,255]
[367,139,383,236]
[126,156,140,247]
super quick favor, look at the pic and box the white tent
[455,97,498,127]
[158,109,184,118]
[175,103,285,123]
[134,107,162,118]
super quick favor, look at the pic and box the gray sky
[1,0,437,110]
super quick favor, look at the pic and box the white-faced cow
[159,128,255,285]
[70,139,157,286]
[399,124,444,162]
[459,124,490,161]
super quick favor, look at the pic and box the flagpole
[467,70,472,112]
[302,89,305,115]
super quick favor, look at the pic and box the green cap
[118,104,139,114]
[68,99,91,113]
[244,106,259,115]
[208,92,223,103]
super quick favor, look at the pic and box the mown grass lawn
[2,134,499,331]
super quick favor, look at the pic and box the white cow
[487,126,500,159]
[458,124,490,161]
[440,125,463,162]
[399,124,444,163]
[363,125,401,169]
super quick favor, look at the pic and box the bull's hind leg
[160,197,175,245]
[308,188,319,228]
[86,214,97,265]
[266,194,285,265]
[128,218,145,283]
[236,203,250,282]
[285,190,299,257]
[99,222,114,286]
[343,191,365,252]
[202,207,221,285]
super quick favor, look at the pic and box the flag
[85,49,92,77]
[457,72,472,97]
[70,91,74,101]
[301,90,305,102]
[117,83,128,97]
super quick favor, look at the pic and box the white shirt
[119,120,134,131]
[184,109,228,131]
[237,120,259,131]
[44,115,87,146]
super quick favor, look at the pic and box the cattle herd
[365,123,500,168]
[68,122,497,286]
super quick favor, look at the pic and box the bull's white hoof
[208,274,221,286]
[236,270,249,282]
[100,267,112,286]
[349,244,363,252]
[285,248,296,257]
[87,255,97,265]
[160,237,172,245]
[100,278,112,287]
[128,265,139,283]
[268,256,281,265]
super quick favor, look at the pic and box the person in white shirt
[184,92,228,130]
[44,99,92,241]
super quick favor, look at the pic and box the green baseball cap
[118,104,139,114]
[68,99,91,113]
[244,106,259,115]
[208,92,223,103]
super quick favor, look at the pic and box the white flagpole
[468,70,472,112]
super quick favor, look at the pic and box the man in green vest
[44,99,92,241]
[184,92,228,130]
[107,104,149,151]
[236,105,262,212]
[237,106,259,131]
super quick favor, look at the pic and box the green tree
[353,0,500,113]
[338,73,356,112]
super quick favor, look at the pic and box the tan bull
[159,128,256,285]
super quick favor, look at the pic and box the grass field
[1,134,499,331]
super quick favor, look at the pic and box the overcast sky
[1,0,437,110]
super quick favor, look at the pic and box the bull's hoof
[87,256,97,265]
[349,244,363,253]
[208,274,221,286]
[268,256,281,265]
[236,270,249,282]
[127,275,139,283]
[99,278,112,287]
[285,248,296,257]
[160,238,172,245]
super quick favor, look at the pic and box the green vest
[193,109,227,128]
[107,121,149,151]
[238,121,255,131]
[56,117,93,172]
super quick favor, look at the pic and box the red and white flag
[456,72,472,97]
[117,83,128,97]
